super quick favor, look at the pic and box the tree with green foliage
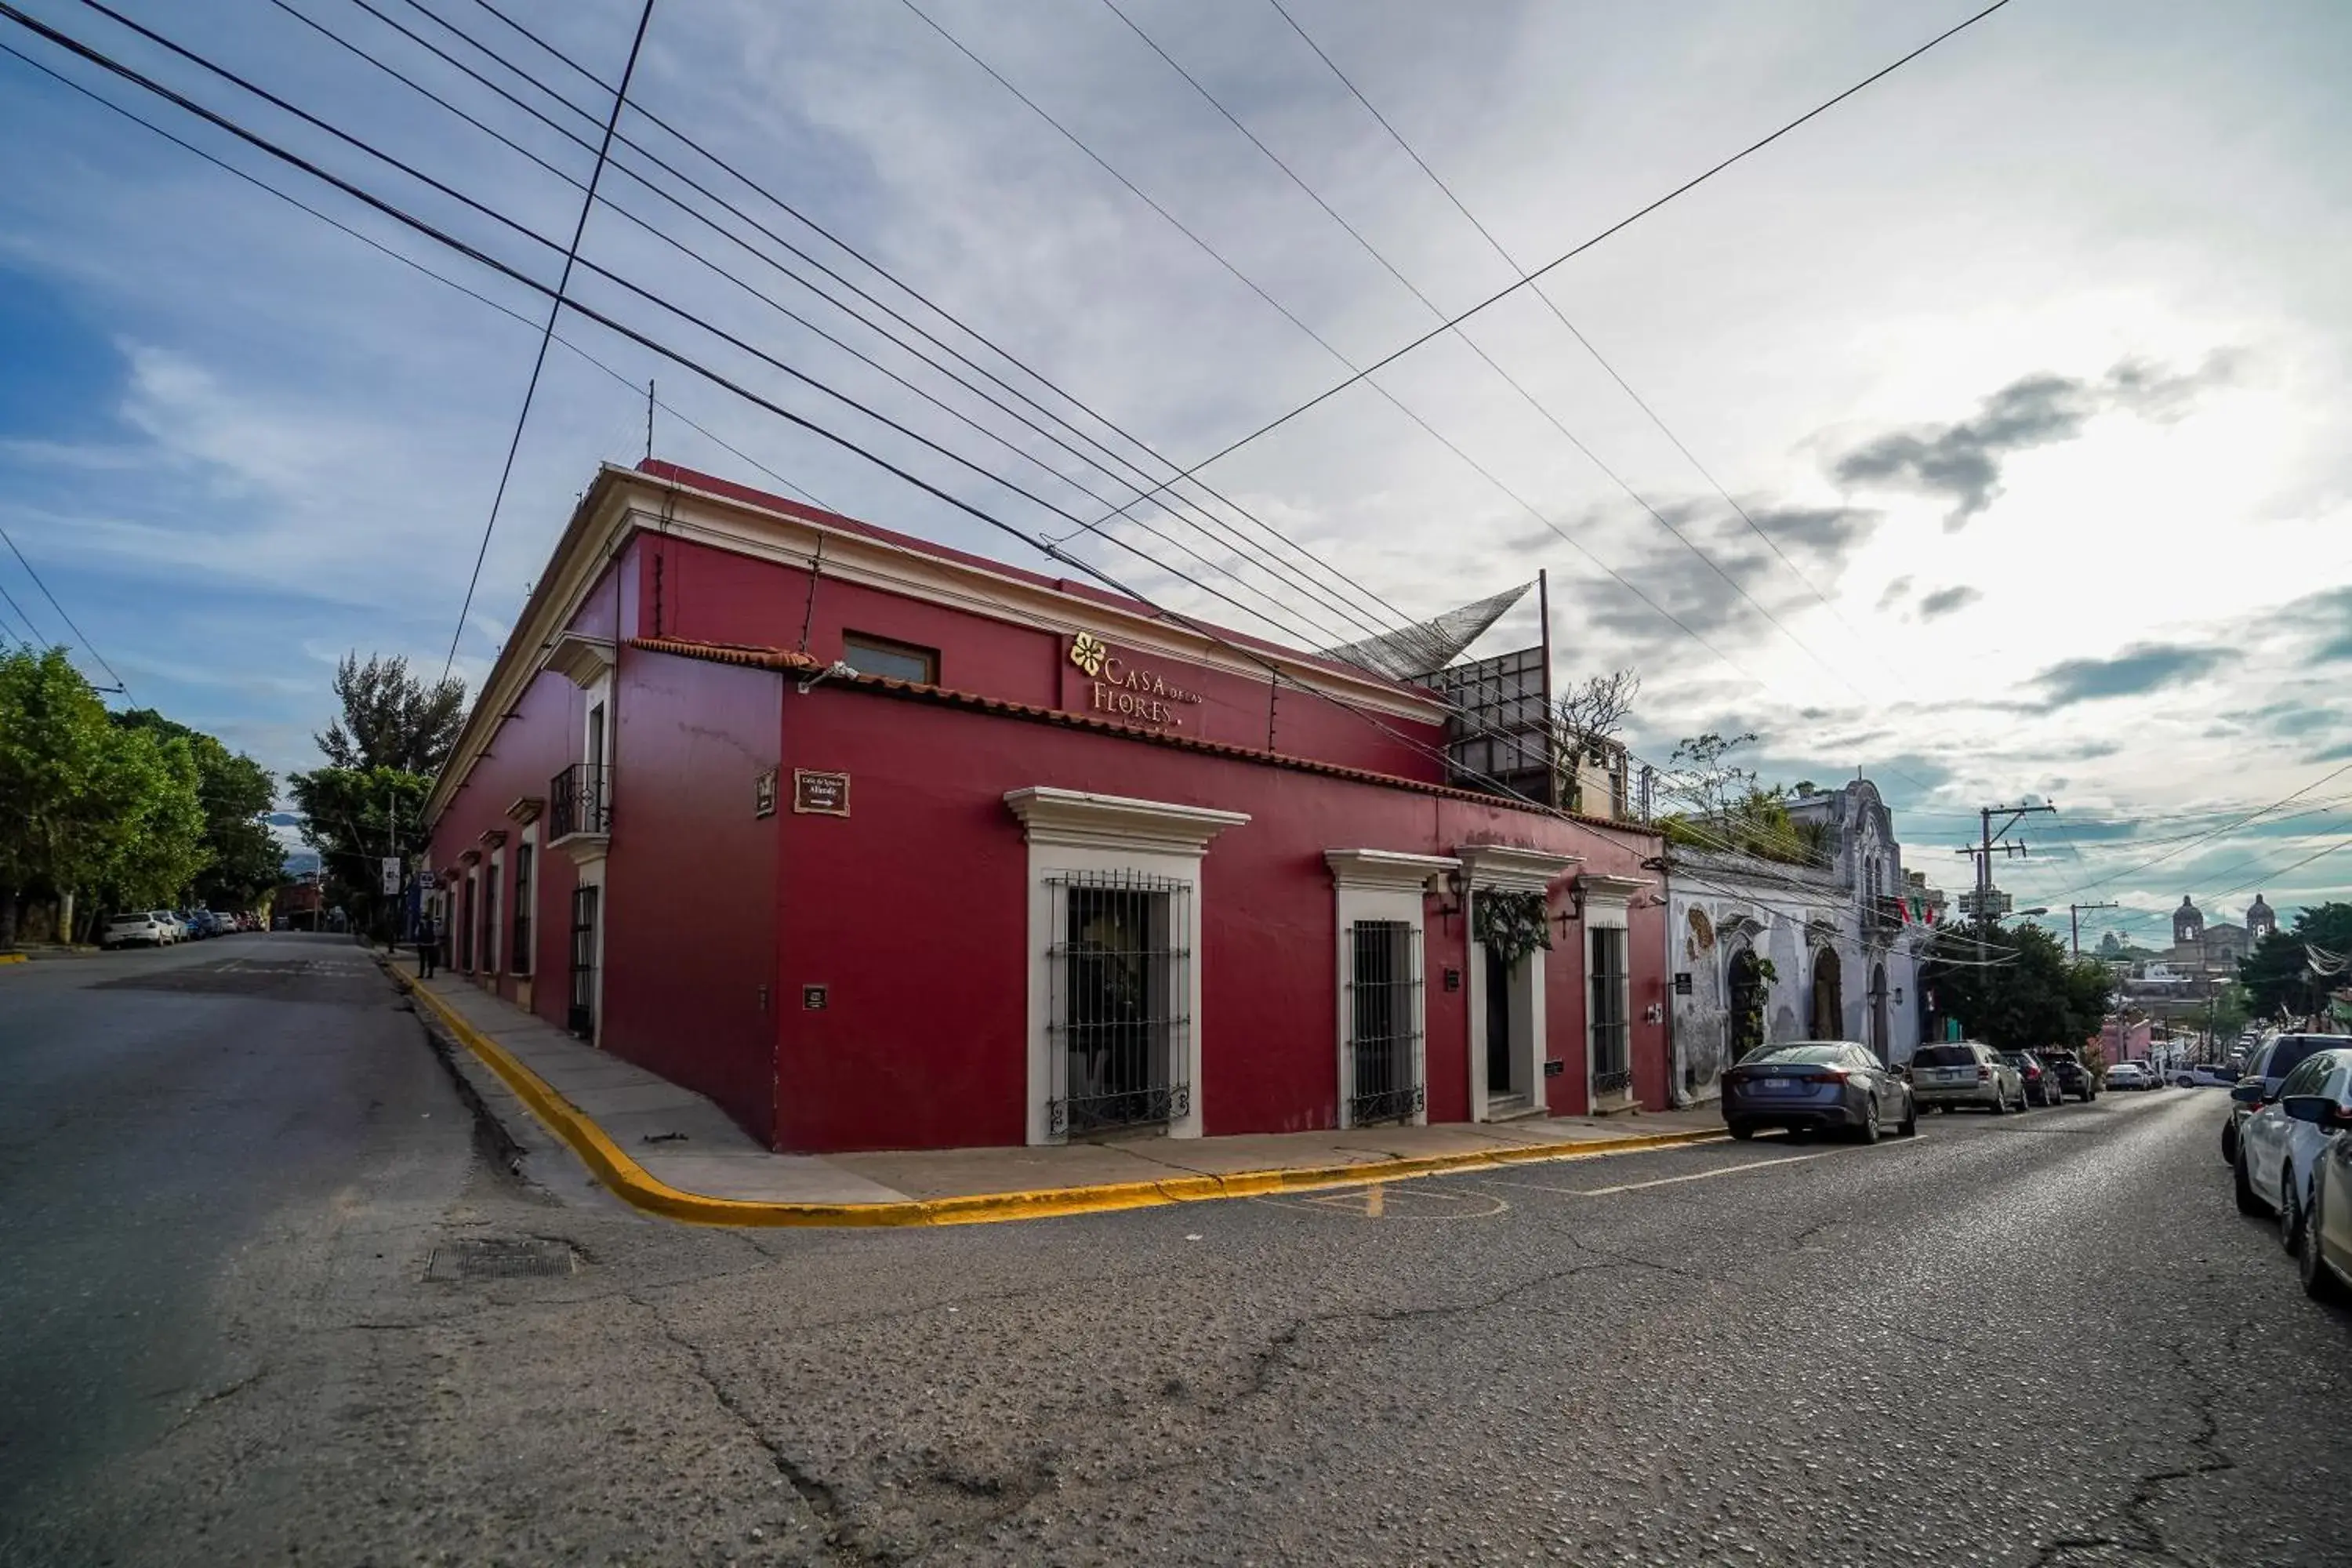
[2239,902,2352,1025]
[1924,922,2116,1050]
[292,652,463,942]
[114,709,280,908]
[316,652,464,775]
[1657,731,1833,867]
[0,647,209,942]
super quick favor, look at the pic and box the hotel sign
[1067,633,1206,731]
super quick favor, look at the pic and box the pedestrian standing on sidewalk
[416,909,439,979]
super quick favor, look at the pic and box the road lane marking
[1475,1151,1841,1197]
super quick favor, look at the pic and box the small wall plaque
[1443,967,1461,993]
[802,984,828,1011]
[1673,971,1693,996]
[793,769,851,816]
[753,768,779,818]
[1543,1059,1565,1077]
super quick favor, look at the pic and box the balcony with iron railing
[1865,893,1909,941]
[549,761,610,858]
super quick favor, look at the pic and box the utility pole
[1955,801,2057,965]
[645,379,655,463]
[2069,900,2118,959]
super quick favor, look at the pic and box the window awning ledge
[1005,787,1248,855]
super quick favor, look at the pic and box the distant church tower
[2246,893,2277,941]
[2174,895,2203,946]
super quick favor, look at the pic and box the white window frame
[484,849,503,975]
[1577,873,1650,1109]
[1457,845,1582,1121]
[1006,788,1248,1146]
[513,826,539,981]
[1327,851,1456,1130]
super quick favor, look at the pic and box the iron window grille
[1045,869,1191,1137]
[1590,924,1631,1095]
[510,842,533,978]
[550,761,610,840]
[1346,919,1424,1125]
[483,864,502,975]
[568,884,599,1040]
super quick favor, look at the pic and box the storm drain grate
[426,1237,579,1281]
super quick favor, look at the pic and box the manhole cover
[426,1237,579,1281]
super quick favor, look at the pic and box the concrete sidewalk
[395,960,1727,1225]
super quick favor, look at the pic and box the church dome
[2246,892,2276,936]
[2173,895,2203,944]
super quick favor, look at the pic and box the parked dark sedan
[1722,1041,1916,1144]
[2040,1048,2096,1103]
[2001,1050,2063,1108]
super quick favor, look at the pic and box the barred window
[1591,924,1630,1095]
[1347,920,1424,1125]
[511,842,534,978]
[1046,870,1191,1136]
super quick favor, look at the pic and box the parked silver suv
[1909,1040,2025,1114]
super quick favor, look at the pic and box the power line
[7,5,1413,666]
[899,0,1824,706]
[437,0,1439,663]
[1098,0,1876,708]
[0,34,834,527]
[9,2,2030,929]
[2063,761,2352,900]
[1261,0,1887,667]
[1105,0,2020,521]
[268,0,1357,654]
[438,0,656,684]
[0,519,129,695]
[4,11,1844,893]
[0,575,43,645]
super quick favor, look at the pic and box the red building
[420,462,1669,1154]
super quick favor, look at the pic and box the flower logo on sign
[1069,632,1109,677]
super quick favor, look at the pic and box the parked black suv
[2001,1050,2064,1107]
[2040,1048,2096,1103]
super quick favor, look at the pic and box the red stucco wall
[637,531,1443,781]
[598,641,782,1142]
[768,671,1666,1153]
[430,519,1667,1156]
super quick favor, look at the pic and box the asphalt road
[4,941,2348,1566]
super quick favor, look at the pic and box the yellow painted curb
[0,953,26,965]
[391,967,1725,1229]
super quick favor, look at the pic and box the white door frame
[1327,850,1457,1130]
[1007,788,1248,1146]
[1457,845,1581,1121]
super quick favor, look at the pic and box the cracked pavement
[5,935,2350,1565]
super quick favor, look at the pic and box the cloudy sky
[1,0,2347,944]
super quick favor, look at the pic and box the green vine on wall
[1472,889,1553,967]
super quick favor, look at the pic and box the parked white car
[2172,1062,2237,1087]
[2235,1048,2352,1258]
[2105,1061,2151,1091]
[101,910,179,948]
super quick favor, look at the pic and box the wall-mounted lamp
[1430,867,1468,927]
[1893,986,1906,1007]
[795,659,857,695]
[1555,877,1586,935]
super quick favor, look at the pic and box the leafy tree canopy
[1658,732,1833,868]
[114,708,280,905]
[0,648,209,938]
[316,652,465,776]
[2239,902,2352,1023]
[1926,922,2115,1051]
